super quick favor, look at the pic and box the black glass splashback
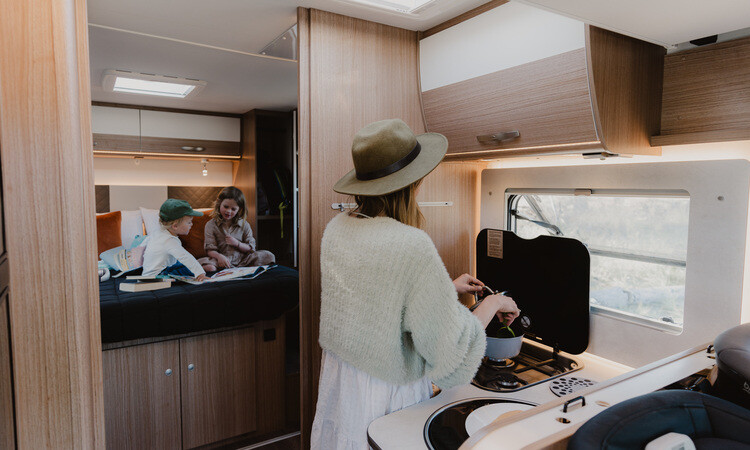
[476,229,590,354]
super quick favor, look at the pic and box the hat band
[355,142,421,181]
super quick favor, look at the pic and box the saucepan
[472,287,527,361]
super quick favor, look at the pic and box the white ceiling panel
[515,0,750,47]
[89,26,298,113]
[88,0,299,55]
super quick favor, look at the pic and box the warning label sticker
[487,230,503,259]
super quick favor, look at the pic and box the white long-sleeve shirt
[141,226,205,277]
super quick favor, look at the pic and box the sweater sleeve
[402,239,486,390]
[241,221,256,251]
[166,239,206,277]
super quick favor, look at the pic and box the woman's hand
[492,294,520,326]
[216,254,232,269]
[225,235,240,247]
[471,294,520,329]
[453,273,485,295]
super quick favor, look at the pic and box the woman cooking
[311,119,520,449]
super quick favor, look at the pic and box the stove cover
[424,398,537,450]
[476,229,590,354]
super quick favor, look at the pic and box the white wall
[93,157,234,186]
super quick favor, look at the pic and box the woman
[311,119,520,449]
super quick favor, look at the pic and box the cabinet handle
[165,368,172,376]
[188,363,195,371]
[476,131,520,144]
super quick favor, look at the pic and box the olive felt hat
[159,199,204,222]
[333,119,448,196]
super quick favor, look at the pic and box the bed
[99,265,299,343]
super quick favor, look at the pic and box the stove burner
[549,376,597,397]
[471,342,583,393]
[483,357,516,370]
[494,373,523,389]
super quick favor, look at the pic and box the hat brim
[186,210,204,217]
[333,132,448,196]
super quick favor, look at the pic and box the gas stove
[472,342,582,393]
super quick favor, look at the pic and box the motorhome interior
[1,0,750,449]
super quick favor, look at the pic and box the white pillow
[120,210,144,248]
[140,207,161,236]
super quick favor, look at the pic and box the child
[141,199,208,281]
[199,186,275,272]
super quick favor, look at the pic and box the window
[507,190,690,333]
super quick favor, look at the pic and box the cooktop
[472,341,583,393]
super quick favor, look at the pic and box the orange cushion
[96,211,122,255]
[179,212,213,259]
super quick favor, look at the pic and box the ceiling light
[103,70,206,99]
[201,159,208,177]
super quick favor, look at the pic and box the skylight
[102,70,206,99]
[343,0,437,13]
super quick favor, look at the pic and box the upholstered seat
[568,390,750,450]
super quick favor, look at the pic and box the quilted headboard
[95,185,225,213]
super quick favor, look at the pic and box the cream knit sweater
[318,213,486,389]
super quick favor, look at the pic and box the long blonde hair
[354,180,424,228]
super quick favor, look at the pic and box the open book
[170,265,274,285]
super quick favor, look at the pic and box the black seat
[568,390,750,450]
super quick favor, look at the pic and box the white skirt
[310,350,433,450]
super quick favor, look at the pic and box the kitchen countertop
[368,343,632,450]
[368,342,715,450]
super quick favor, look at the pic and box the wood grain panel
[102,341,182,450]
[296,8,313,448]
[420,162,485,306]
[656,35,750,144]
[419,0,509,40]
[92,101,242,119]
[0,293,15,450]
[92,133,141,153]
[0,0,105,447]
[422,49,598,156]
[586,26,664,156]
[253,317,287,435]
[180,327,257,448]
[237,110,258,232]
[298,7,424,445]
[140,136,241,157]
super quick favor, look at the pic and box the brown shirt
[203,219,256,266]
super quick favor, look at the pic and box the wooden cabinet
[103,317,287,449]
[651,36,750,146]
[180,328,256,448]
[419,2,664,159]
[92,104,242,159]
[103,340,182,450]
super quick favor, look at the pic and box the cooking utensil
[470,286,528,361]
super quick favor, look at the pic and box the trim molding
[419,0,509,40]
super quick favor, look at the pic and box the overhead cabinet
[419,2,665,159]
[651,35,750,146]
[92,105,242,158]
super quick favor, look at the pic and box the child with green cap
[141,199,208,281]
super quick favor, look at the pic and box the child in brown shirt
[198,187,275,272]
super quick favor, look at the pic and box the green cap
[159,199,203,222]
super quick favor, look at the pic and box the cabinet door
[0,293,15,450]
[140,110,241,157]
[180,327,256,448]
[91,106,141,153]
[103,341,182,450]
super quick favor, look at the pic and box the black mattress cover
[100,265,299,344]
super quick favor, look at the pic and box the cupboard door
[0,293,15,450]
[180,328,256,448]
[92,106,141,154]
[103,341,182,450]
[140,110,241,157]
